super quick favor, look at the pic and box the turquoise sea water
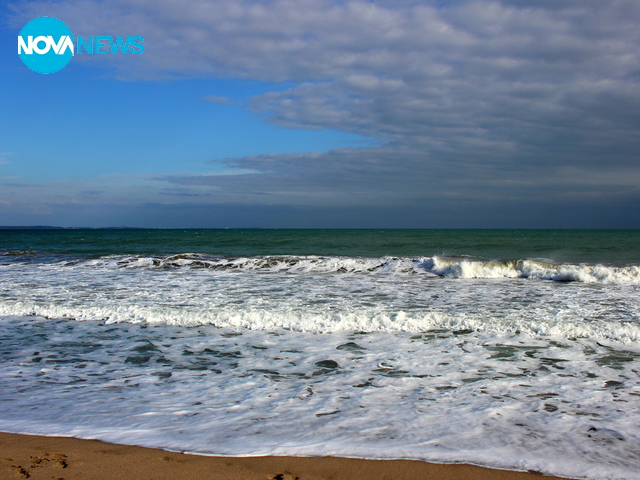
[2,228,639,263]
[1,229,640,479]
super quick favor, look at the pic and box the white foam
[43,254,640,284]
[1,255,639,341]
[1,302,640,343]
[421,257,640,283]
[1,252,640,479]
[1,317,640,480]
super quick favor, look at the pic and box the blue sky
[2,10,368,184]
[1,0,639,228]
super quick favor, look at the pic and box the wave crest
[77,254,640,284]
[421,257,640,283]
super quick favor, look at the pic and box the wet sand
[0,432,579,480]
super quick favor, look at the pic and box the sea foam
[0,254,638,341]
[42,253,640,284]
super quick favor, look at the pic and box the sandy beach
[0,432,579,480]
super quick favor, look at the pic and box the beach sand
[0,432,578,480]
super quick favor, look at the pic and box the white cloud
[0,152,13,165]
[7,0,640,220]
[203,94,234,105]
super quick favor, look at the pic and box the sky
[1,0,639,228]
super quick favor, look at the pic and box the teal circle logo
[18,17,74,74]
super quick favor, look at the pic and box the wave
[3,251,640,283]
[2,305,640,342]
[421,257,640,283]
[0,250,57,256]
[6,307,640,345]
[53,254,640,284]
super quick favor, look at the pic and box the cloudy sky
[1,0,639,227]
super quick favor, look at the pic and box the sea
[1,229,639,479]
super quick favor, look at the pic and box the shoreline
[0,432,579,480]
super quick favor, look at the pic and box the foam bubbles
[1,251,640,479]
[1,317,640,480]
[422,257,640,283]
[41,253,640,284]
[0,254,639,341]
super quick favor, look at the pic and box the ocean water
[1,229,639,479]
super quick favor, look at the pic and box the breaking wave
[41,253,640,284]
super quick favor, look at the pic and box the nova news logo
[18,16,144,74]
